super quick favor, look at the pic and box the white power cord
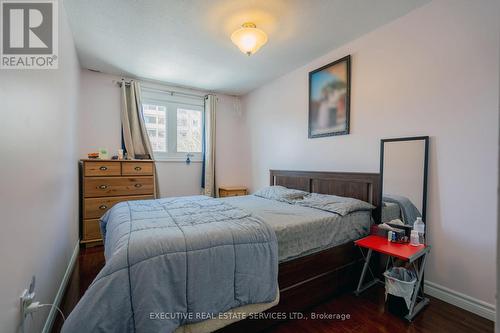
[19,277,66,332]
[24,302,66,326]
[37,303,66,321]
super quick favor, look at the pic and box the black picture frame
[308,55,351,138]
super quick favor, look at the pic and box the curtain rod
[113,79,207,100]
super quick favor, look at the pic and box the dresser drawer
[84,195,154,219]
[84,177,154,197]
[219,189,248,197]
[122,162,154,176]
[82,219,102,241]
[84,161,121,177]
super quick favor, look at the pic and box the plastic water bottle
[410,230,420,246]
[413,217,425,244]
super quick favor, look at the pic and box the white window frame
[142,88,204,162]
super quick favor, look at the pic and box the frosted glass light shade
[231,23,268,56]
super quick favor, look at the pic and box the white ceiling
[64,0,429,95]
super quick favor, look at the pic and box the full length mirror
[380,136,429,226]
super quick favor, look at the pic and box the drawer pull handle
[99,185,108,190]
[99,166,108,171]
[134,183,142,188]
[134,166,142,171]
[99,205,107,210]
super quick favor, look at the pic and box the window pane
[177,108,202,153]
[142,104,167,152]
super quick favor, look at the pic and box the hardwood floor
[52,246,493,333]
[51,246,105,333]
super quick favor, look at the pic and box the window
[142,87,204,161]
[177,109,202,153]
[143,104,167,153]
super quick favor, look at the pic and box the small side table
[218,186,248,198]
[354,235,430,321]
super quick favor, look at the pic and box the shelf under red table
[355,235,427,262]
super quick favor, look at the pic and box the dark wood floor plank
[52,246,494,333]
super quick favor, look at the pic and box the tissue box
[371,225,407,243]
[387,223,413,238]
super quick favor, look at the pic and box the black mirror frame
[379,136,430,224]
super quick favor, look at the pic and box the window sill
[154,159,203,163]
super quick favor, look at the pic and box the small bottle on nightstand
[410,230,420,246]
[413,218,425,244]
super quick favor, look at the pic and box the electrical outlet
[20,276,36,318]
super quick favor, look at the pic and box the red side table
[354,235,430,321]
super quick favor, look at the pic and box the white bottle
[413,217,425,244]
[410,230,420,246]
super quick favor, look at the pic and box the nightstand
[218,186,248,197]
[354,235,430,321]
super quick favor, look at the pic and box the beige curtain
[202,94,217,197]
[121,81,159,197]
[121,81,154,159]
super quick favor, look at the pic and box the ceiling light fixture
[231,22,268,56]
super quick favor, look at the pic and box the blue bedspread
[62,196,278,333]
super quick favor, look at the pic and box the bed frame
[219,170,381,332]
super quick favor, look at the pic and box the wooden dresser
[79,159,156,246]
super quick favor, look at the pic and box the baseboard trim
[425,281,496,321]
[42,242,80,333]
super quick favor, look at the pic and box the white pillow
[297,193,375,216]
[253,186,308,202]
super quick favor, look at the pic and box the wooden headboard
[269,170,381,220]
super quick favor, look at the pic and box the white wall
[78,71,122,157]
[497,6,500,327]
[78,70,250,197]
[0,2,81,332]
[243,0,499,308]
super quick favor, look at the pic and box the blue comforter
[62,196,278,333]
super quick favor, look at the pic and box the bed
[63,170,380,333]
[221,195,371,263]
[217,170,381,332]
